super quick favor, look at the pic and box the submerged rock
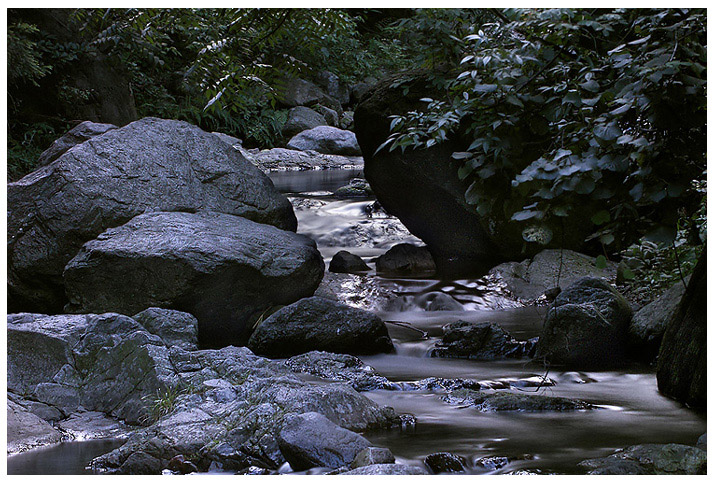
[287,126,362,156]
[278,412,371,471]
[8,117,295,313]
[375,243,437,277]
[430,321,536,360]
[578,444,707,475]
[443,389,592,412]
[329,250,371,274]
[424,452,467,473]
[64,211,324,346]
[488,249,617,302]
[419,292,463,311]
[247,297,393,357]
[535,277,633,368]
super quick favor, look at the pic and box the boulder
[315,70,350,106]
[247,297,393,357]
[287,126,362,156]
[132,308,199,352]
[375,243,436,277]
[64,211,324,346]
[417,292,463,311]
[535,277,633,368]
[278,412,371,471]
[339,111,354,130]
[424,452,467,474]
[488,249,617,301]
[37,121,117,167]
[657,248,706,409]
[333,178,373,198]
[7,400,63,454]
[212,131,242,148]
[329,250,371,274]
[443,388,592,412]
[277,77,341,111]
[430,321,535,360]
[242,147,363,172]
[8,117,296,313]
[354,71,596,276]
[315,105,340,127]
[339,464,428,475]
[628,279,687,360]
[282,106,327,139]
[578,444,707,475]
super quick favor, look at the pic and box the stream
[7,168,706,475]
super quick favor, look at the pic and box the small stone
[424,452,467,473]
[167,454,198,474]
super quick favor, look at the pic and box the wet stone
[424,452,467,473]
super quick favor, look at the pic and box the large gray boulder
[37,120,117,167]
[64,211,324,346]
[282,106,327,139]
[287,126,362,156]
[247,297,393,357]
[535,277,633,368]
[277,412,371,471]
[241,147,363,172]
[628,279,687,360]
[489,249,617,301]
[277,78,341,111]
[8,117,296,313]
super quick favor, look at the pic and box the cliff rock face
[656,247,706,409]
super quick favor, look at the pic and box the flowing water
[8,168,705,474]
[283,169,706,475]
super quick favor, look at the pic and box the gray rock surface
[8,117,295,312]
[488,249,617,301]
[277,78,340,110]
[285,351,396,391]
[90,345,399,474]
[578,443,707,475]
[282,106,327,139]
[535,277,633,368]
[430,321,535,360]
[351,447,395,468]
[443,388,592,412]
[339,464,428,475]
[375,243,436,277]
[64,211,324,346]
[333,178,373,199]
[241,147,363,172]
[287,126,362,156]
[316,71,350,106]
[133,308,199,352]
[315,105,340,126]
[7,400,63,454]
[247,297,393,357]
[37,121,117,167]
[628,279,687,360]
[278,412,371,470]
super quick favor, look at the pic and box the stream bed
[7,168,706,475]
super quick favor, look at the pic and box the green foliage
[383,8,706,251]
[7,21,52,86]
